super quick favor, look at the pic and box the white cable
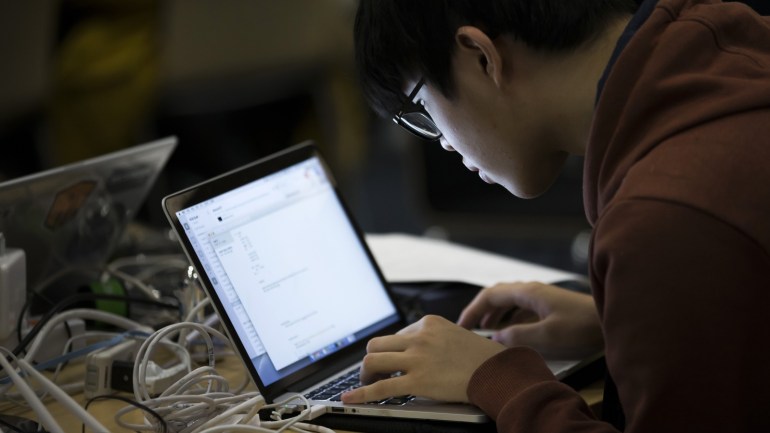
[1,331,131,408]
[1,310,150,401]
[185,313,221,346]
[51,331,117,383]
[105,267,161,300]
[206,426,330,433]
[260,395,313,433]
[159,366,227,398]
[108,253,190,272]
[24,308,152,364]
[123,322,334,433]
[5,331,108,403]
[106,253,191,300]
[184,297,211,324]
[115,394,219,431]
[134,259,191,282]
[0,381,84,407]
[194,425,281,433]
[193,393,265,430]
[0,349,66,433]
[13,355,110,432]
[133,323,223,402]
[177,298,212,345]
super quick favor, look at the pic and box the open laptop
[162,141,491,423]
[162,141,581,424]
[0,137,177,292]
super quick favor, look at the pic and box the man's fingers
[367,334,410,354]
[341,375,410,404]
[458,293,504,328]
[359,352,407,385]
[494,321,546,348]
[459,283,535,327]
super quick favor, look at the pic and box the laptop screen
[0,137,177,291]
[171,150,400,387]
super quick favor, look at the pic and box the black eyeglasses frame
[392,78,442,141]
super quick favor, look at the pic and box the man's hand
[458,282,603,360]
[341,315,506,404]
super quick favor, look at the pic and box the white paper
[365,232,584,288]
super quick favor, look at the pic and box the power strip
[84,339,139,398]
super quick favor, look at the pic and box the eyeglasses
[392,78,443,141]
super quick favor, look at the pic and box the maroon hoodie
[467,1,770,432]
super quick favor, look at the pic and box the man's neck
[561,15,634,155]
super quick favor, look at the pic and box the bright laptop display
[0,137,177,291]
[162,142,489,423]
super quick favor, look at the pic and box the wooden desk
[1,354,602,432]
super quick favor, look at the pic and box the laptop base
[308,414,496,433]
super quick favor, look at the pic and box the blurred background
[9,0,710,278]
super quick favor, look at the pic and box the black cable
[16,267,104,345]
[16,289,61,346]
[0,417,27,433]
[83,394,167,433]
[15,264,189,347]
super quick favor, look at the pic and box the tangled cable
[123,322,335,433]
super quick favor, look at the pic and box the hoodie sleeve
[467,347,617,433]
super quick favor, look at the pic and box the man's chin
[504,182,550,199]
[478,171,495,185]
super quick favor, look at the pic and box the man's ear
[455,26,504,89]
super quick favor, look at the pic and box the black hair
[354,0,638,117]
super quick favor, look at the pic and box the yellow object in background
[47,0,160,166]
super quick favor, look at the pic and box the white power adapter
[0,232,26,344]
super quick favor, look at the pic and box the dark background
[2,1,766,277]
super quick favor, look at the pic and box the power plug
[0,232,26,342]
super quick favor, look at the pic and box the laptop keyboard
[304,368,415,405]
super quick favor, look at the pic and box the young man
[341,1,770,432]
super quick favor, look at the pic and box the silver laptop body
[162,141,489,423]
